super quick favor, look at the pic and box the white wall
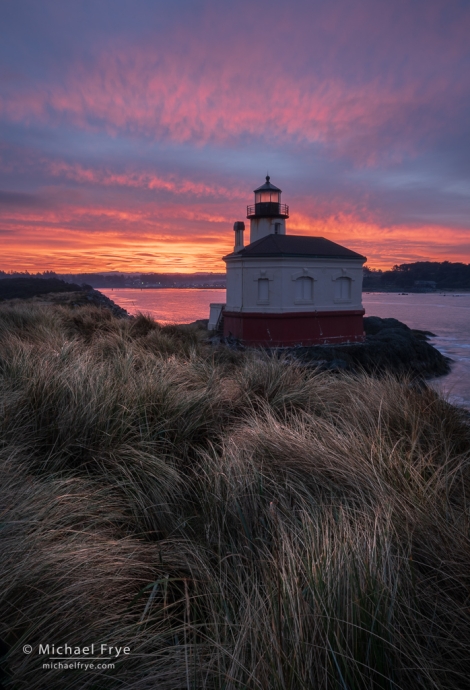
[225,257,364,312]
[226,265,243,309]
[249,217,286,244]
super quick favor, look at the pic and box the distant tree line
[61,273,127,288]
[0,277,83,300]
[0,271,226,289]
[363,261,470,290]
[3,264,469,290]
[0,270,119,288]
[0,270,58,279]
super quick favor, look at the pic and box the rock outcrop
[286,316,450,378]
[209,315,451,379]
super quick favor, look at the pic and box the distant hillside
[58,272,227,289]
[0,277,83,300]
[0,277,129,317]
[0,271,226,289]
[4,262,469,292]
[364,261,470,290]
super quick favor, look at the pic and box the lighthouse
[208,177,366,346]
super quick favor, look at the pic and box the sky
[1,0,470,273]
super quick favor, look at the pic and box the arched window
[335,276,351,300]
[258,278,269,302]
[295,276,313,302]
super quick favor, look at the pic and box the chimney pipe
[233,221,245,251]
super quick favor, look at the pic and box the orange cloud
[2,197,468,273]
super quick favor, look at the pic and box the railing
[247,202,289,218]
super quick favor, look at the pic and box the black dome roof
[253,175,282,193]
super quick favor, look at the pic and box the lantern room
[247,176,290,243]
[247,176,289,220]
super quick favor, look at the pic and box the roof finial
[266,174,270,183]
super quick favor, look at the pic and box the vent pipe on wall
[234,221,245,251]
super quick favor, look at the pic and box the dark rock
[411,329,436,339]
[285,316,451,379]
[364,316,410,335]
[326,358,349,371]
[82,288,129,318]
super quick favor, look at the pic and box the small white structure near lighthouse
[209,176,366,346]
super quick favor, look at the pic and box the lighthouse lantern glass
[255,190,280,204]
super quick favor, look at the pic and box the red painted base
[223,310,365,346]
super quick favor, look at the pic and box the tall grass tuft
[0,302,469,689]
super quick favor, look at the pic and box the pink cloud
[2,2,468,163]
[45,161,244,199]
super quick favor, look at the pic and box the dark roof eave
[224,234,366,262]
[224,252,366,261]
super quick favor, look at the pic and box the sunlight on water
[101,288,225,324]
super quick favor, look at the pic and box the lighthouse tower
[209,176,367,346]
[247,176,289,243]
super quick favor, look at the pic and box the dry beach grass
[0,301,470,689]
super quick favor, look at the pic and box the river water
[101,288,470,409]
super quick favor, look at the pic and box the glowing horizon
[1,0,469,273]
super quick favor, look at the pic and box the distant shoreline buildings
[2,264,470,293]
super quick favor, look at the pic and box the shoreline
[0,278,467,400]
[107,286,470,293]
